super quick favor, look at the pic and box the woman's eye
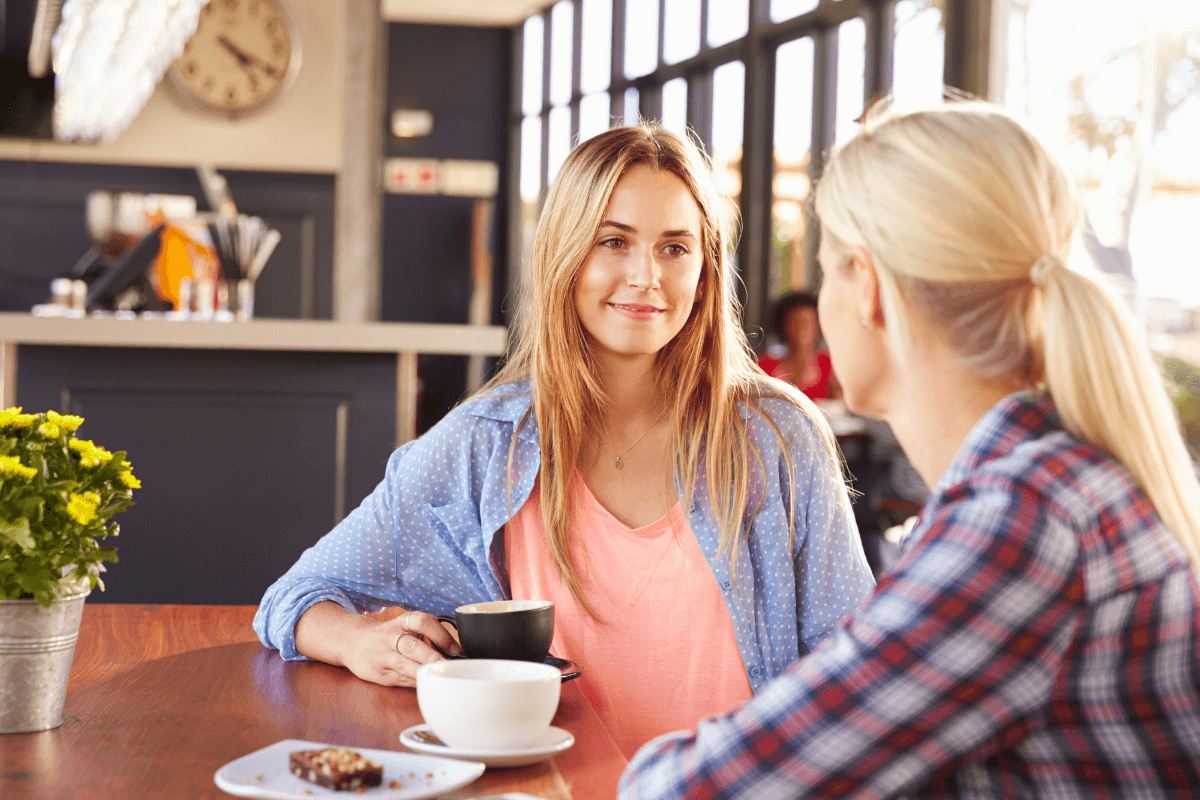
[599,237,624,249]
[664,243,689,257]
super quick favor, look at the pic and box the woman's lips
[609,302,664,320]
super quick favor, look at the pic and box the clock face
[169,0,300,117]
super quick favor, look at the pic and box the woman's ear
[851,247,883,328]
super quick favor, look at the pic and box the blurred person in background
[757,291,837,400]
[620,99,1200,799]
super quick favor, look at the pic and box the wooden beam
[943,0,993,98]
[334,0,385,323]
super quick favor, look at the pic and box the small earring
[860,317,869,328]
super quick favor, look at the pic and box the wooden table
[0,605,628,799]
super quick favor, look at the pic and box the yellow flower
[0,407,20,427]
[119,469,141,489]
[10,412,37,428]
[46,411,84,431]
[0,454,36,479]
[69,439,113,468]
[38,422,60,438]
[66,492,100,525]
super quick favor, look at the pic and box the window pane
[520,115,542,203]
[708,0,749,48]
[712,61,745,156]
[712,61,745,256]
[664,0,701,65]
[522,16,544,115]
[1000,1,1200,320]
[548,106,572,183]
[892,0,944,111]
[519,115,543,280]
[624,87,641,125]
[580,0,612,93]
[625,0,659,78]
[771,0,818,23]
[662,78,688,134]
[579,91,611,142]
[773,37,814,293]
[549,1,574,106]
[835,17,866,146]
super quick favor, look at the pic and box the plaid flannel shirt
[620,391,1200,799]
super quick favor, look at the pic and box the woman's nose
[627,246,661,289]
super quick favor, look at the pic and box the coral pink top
[505,475,753,758]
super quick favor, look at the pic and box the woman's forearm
[293,600,373,666]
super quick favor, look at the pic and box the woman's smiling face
[573,165,705,366]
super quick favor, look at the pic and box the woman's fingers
[402,610,462,657]
[394,630,446,666]
[344,609,463,688]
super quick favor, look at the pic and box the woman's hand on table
[294,601,461,688]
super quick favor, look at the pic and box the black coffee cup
[437,599,554,663]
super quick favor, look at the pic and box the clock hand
[217,35,278,77]
[218,36,252,67]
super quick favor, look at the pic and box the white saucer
[214,739,485,799]
[399,725,575,769]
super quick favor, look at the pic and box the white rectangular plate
[214,739,486,799]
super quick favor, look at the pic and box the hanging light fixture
[48,0,209,143]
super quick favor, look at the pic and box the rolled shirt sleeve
[253,406,517,660]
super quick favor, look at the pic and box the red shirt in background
[757,350,834,400]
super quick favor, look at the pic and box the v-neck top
[505,474,754,758]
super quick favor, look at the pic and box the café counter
[0,313,507,606]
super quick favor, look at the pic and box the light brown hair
[487,124,846,609]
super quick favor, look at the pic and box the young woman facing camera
[254,125,874,756]
[620,101,1200,798]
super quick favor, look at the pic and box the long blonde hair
[815,99,1200,566]
[486,124,844,608]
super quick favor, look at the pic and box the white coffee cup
[416,659,561,750]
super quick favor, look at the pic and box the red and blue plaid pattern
[620,392,1200,799]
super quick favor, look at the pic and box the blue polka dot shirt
[253,381,875,691]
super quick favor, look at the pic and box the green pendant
[615,457,624,469]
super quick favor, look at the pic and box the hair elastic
[1029,253,1064,287]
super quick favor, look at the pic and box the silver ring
[394,633,405,655]
[405,609,418,628]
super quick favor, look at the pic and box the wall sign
[384,158,498,198]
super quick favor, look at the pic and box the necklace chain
[608,407,668,470]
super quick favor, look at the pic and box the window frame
[509,0,927,335]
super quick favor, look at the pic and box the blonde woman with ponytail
[255,124,874,757]
[621,100,1200,799]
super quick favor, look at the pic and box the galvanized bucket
[0,590,89,733]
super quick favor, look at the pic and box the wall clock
[167,0,302,118]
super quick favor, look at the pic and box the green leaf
[93,547,118,563]
[0,517,35,551]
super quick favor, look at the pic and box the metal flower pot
[0,590,89,733]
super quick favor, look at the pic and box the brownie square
[288,747,383,791]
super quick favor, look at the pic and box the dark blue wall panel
[382,23,511,433]
[0,160,335,320]
[17,345,396,605]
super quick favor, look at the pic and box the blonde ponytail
[1038,263,1200,566]
[816,99,1200,567]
